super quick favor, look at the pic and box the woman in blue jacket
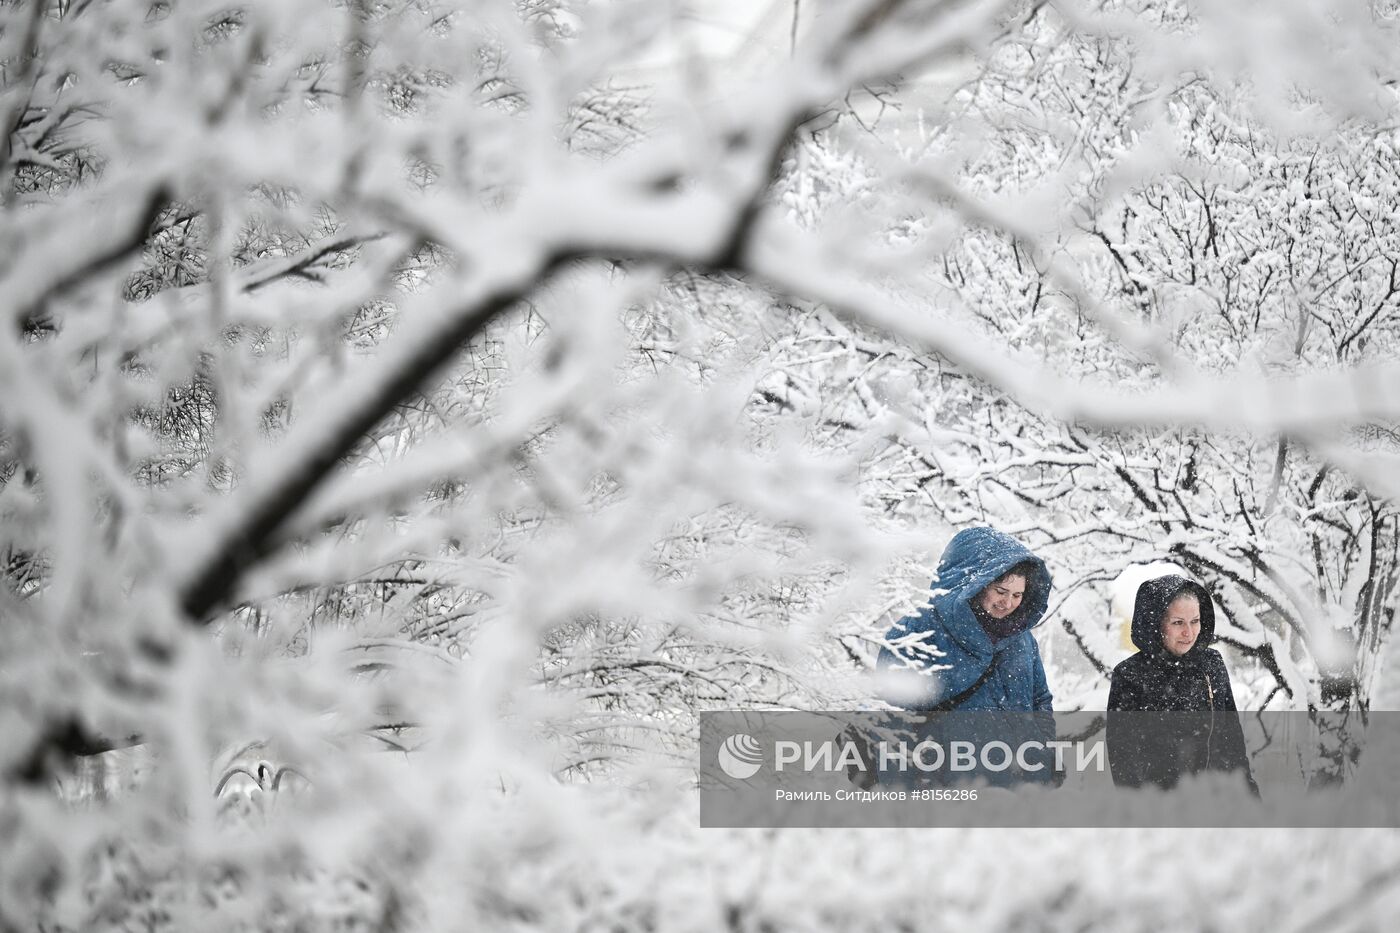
[877,527,1054,712]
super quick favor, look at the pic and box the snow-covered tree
[754,0,1400,710]
[5,0,1400,928]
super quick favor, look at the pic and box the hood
[929,527,1052,646]
[1129,574,1216,657]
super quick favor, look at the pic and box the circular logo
[718,733,763,780]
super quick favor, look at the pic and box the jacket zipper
[1204,671,1215,765]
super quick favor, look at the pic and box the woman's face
[1160,595,1202,656]
[976,574,1027,620]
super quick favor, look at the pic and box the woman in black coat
[1106,575,1257,793]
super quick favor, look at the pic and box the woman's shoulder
[1197,646,1229,669]
[1108,652,1154,698]
[887,603,945,633]
[882,605,962,663]
[1198,646,1237,681]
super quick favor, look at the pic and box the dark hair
[995,560,1039,587]
[985,560,1039,610]
[1160,582,1201,617]
[972,560,1041,630]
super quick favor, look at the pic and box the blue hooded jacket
[877,527,1054,711]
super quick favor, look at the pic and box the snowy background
[3,0,1400,928]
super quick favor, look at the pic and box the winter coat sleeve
[1206,650,1238,710]
[1204,651,1259,796]
[1106,662,1149,787]
[1031,640,1054,712]
[1106,663,1138,712]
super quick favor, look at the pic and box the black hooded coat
[1106,575,1257,793]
